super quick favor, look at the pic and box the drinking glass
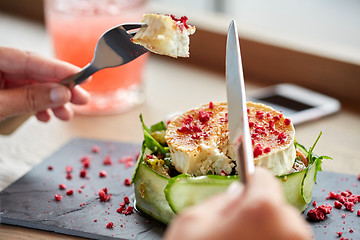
[45,0,148,115]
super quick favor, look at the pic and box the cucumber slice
[165,164,316,215]
[301,162,316,204]
[165,175,238,213]
[133,160,175,224]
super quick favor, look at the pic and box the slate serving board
[0,138,359,239]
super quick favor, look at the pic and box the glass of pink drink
[45,0,148,115]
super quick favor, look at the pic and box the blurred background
[1,0,359,106]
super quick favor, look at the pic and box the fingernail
[50,86,66,103]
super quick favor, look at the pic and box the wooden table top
[1,12,360,239]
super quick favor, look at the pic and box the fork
[0,23,148,135]
[61,23,148,88]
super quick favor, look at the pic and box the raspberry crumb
[344,201,355,212]
[47,165,53,171]
[92,145,100,153]
[80,169,87,178]
[99,188,111,202]
[124,178,131,186]
[106,222,114,229]
[66,189,73,195]
[307,204,332,221]
[59,184,66,190]
[124,196,130,204]
[103,156,112,165]
[66,173,72,180]
[336,232,343,237]
[284,118,291,125]
[65,165,73,173]
[357,210,360,216]
[54,194,62,201]
[99,170,107,178]
[209,101,214,109]
[334,201,343,209]
[358,174,360,181]
[81,156,90,168]
[342,214,346,218]
[312,201,317,207]
[94,219,97,222]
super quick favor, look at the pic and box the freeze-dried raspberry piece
[334,201,343,209]
[66,189,74,195]
[92,145,100,153]
[59,184,66,190]
[99,188,111,202]
[106,222,114,229]
[307,204,332,221]
[124,196,130,204]
[54,194,62,201]
[65,165,73,173]
[48,165,53,171]
[80,169,87,178]
[103,156,112,165]
[343,202,355,212]
[81,156,90,168]
[124,178,131,186]
[99,170,107,178]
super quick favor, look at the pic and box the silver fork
[61,23,148,88]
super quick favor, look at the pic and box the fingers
[0,47,81,83]
[70,86,90,105]
[52,104,74,121]
[0,83,70,120]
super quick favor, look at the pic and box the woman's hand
[0,47,90,122]
[165,167,312,240]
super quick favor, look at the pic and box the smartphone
[248,84,341,125]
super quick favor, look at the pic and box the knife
[226,20,255,184]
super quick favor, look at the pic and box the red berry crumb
[99,170,107,178]
[66,173,72,180]
[124,196,130,204]
[81,156,90,168]
[94,219,97,222]
[334,201,343,209]
[65,165,73,173]
[312,201,317,207]
[357,210,360,216]
[124,178,131,186]
[344,201,355,212]
[59,184,66,190]
[103,156,112,165]
[48,165,53,171]
[54,194,62,201]
[336,232,343,237]
[253,144,263,158]
[307,204,332,221]
[92,145,100,153]
[284,118,291,125]
[99,188,111,202]
[358,173,360,181]
[106,222,114,229]
[80,169,87,178]
[66,189,73,195]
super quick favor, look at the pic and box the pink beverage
[45,0,148,115]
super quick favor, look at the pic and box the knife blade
[226,20,255,184]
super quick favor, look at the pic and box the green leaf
[150,121,166,132]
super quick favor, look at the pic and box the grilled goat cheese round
[132,14,196,58]
[165,102,296,177]
[247,102,296,176]
[165,102,235,176]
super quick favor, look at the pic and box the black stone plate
[0,138,359,239]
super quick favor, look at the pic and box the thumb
[0,83,71,120]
